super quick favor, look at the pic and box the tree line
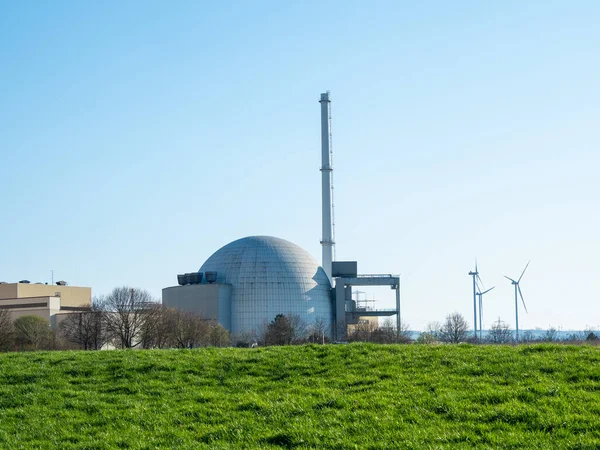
[0,287,597,352]
[0,286,231,351]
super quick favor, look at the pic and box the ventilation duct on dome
[189,272,200,284]
[205,271,217,283]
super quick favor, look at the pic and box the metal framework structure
[333,274,400,341]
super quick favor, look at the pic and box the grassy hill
[0,344,599,449]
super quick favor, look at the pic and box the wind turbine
[504,261,530,341]
[476,286,495,340]
[468,262,483,338]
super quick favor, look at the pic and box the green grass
[1,344,600,449]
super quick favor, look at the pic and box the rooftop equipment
[178,272,204,285]
[205,271,217,283]
[19,280,30,284]
[56,281,68,286]
[332,261,357,278]
[190,272,201,284]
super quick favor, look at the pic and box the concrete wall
[162,284,232,331]
[0,296,61,325]
[0,295,81,328]
[18,284,91,307]
[0,284,18,300]
[0,283,91,308]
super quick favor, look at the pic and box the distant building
[0,281,91,327]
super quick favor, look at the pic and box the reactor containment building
[162,92,400,340]
[163,235,332,336]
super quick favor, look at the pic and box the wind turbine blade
[482,286,495,295]
[518,285,528,314]
[504,275,516,283]
[518,260,531,283]
[476,273,485,290]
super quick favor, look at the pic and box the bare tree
[207,323,231,347]
[59,308,106,350]
[288,314,308,344]
[521,330,536,343]
[308,317,330,344]
[390,318,413,344]
[0,309,13,351]
[138,303,174,349]
[168,309,210,348]
[417,321,441,344]
[438,313,470,344]
[100,287,157,349]
[13,315,52,350]
[256,320,271,346]
[347,321,372,342]
[486,319,514,344]
[542,327,560,342]
[371,322,396,343]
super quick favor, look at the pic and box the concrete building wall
[0,283,91,328]
[15,284,91,307]
[162,284,232,331]
[0,284,18,299]
[0,297,61,325]
[347,316,379,334]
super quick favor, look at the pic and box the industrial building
[162,92,400,340]
[163,236,332,336]
[0,281,92,327]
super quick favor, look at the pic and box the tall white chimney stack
[319,92,334,283]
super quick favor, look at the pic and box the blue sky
[1,1,599,330]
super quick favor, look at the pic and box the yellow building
[347,316,379,335]
[0,282,91,327]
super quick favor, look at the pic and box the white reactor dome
[200,236,332,335]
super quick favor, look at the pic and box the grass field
[0,344,599,449]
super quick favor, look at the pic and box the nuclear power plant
[162,92,400,340]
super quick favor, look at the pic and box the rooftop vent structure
[178,272,204,285]
[56,281,68,286]
[205,271,217,283]
[19,280,30,284]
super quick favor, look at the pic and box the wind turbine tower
[477,286,495,340]
[504,261,530,341]
[468,262,482,338]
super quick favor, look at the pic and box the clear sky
[1,1,599,331]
